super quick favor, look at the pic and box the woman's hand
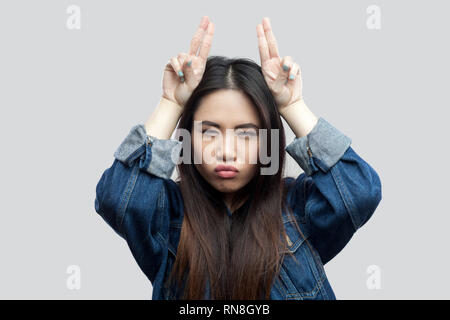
[162,16,215,108]
[256,17,303,111]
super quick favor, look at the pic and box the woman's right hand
[162,16,215,108]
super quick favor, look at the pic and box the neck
[222,192,249,214]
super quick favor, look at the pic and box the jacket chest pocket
[274,220,327,300]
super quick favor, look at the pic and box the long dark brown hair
[166,56,299,299]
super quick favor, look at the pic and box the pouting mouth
[214,164,239,172]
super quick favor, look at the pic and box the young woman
[94,16,382,300]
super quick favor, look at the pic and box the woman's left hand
[256,17,303,111]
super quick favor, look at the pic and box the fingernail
[289,74,295,80]
[178,71,184,77]
[283,64,289,71]
[180,77,185,83]
[187,60,192,67]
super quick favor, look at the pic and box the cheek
[237,138,259,165]
[234,140,259,181]
[192,138,216,166]
[191,131,204,158]
[192,138,202,161]
[192,134,219,177]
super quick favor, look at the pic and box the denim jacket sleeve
[285,117,382,265]
[94,124,183,282]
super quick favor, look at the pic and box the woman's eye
[202,129,219,136]
[202,128,257,138]
[237,130,257,137]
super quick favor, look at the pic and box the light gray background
[0,0,448,299]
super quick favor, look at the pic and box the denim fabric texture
[95,117,382,299]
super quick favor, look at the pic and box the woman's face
[192,89,261,195]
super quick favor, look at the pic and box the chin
[211,180,242,193]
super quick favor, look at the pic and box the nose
[216,132,237,163]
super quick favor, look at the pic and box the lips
[214,165,239,172]
[215,164,239,178]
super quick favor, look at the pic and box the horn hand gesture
[162,16,215,108]
[256,17,303,111]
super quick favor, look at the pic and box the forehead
[193,89,261,127]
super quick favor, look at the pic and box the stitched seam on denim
[305,244,322,286]
[157,185,166,230]
[167,243,177,258]
[283,213,295,224]
[168,221,182,256]
[167,227,178,258]
[288,175,307,224]
[284,270,325,299]
[280,237,325,298]
[279,265,298,293]
[287,274,325,299]
[305,236,327,280]
[156,231,169,257]
[320,278,330,299]
[286,229,305,253]
[289,231,325,293]
[117,162,140,235]
[303,236,327,284]
[330,164,359,231]
[274,276,288,298]
[304,198,317,233]
[304,138,313,175]
[302,178,312,227]
[290,194,325,279]
[274,266,323,299]
[124,144,145,165]
[288,212,308,246]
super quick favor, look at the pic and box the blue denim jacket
[94,117,382,300]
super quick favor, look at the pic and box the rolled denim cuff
[285,117,352,176]
[114,124,182,180]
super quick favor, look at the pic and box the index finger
[262,17,280,58]
[197,21,214,60]
[257,23,270,63]
[188,16,210,56]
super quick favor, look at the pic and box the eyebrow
[200,120,260,130]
